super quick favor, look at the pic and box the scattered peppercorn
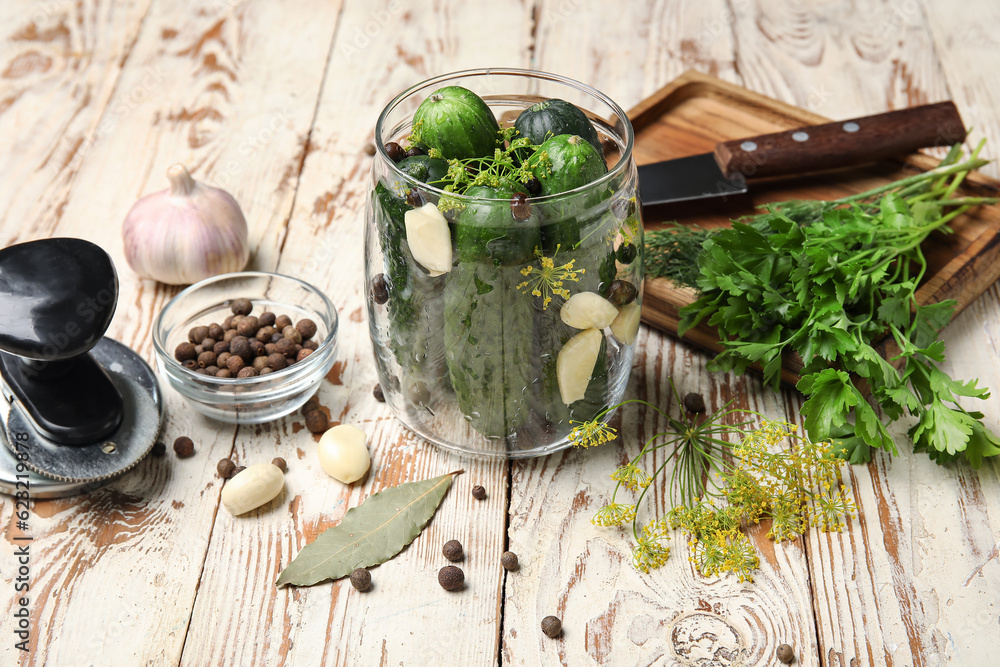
[501,551,519,571]
[305,409,329,434]
[151,441,166,456]
[232,465,246,477]
[350,567,372,591]
[541,616,562,638]
[776,644,794,664]
[364,143,377,157]
[683,392,706,414]
[373,384,385,402]
[511,192,531,221]
[442,540,464,562]
[438,565,464,591]
[384,141,405,162]
[371,274,389,305]
[607,279,638,307]
[230,298,253,316]
[472,485,487,500]
[173,436,195,458]
[217,459,236,479]
[271,457,287,473]
[302,397,321,415]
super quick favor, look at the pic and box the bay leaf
[276,470,461,587]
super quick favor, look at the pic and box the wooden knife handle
[714,101,966,179]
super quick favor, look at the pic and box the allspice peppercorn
[350,568,372,592]
[217,459,236,479]
[776,644,794,664]
[305,409,329,434]
[442,540,464,562]
[271,457,287,473]
[541,616,562,638]
[231,465,246,477]
[501,551,519,571]
[472,485,487,501]
[295,319,317,340]
[438,565,464,591]
[173,436,195,458]
[373,384,385,402]
[683,392,706,414]
[151,441,166,457]
[175,342,197,362]
[230,298,253,316]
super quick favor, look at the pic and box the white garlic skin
[122,164,250,285]
[221,463,284,515]
[318,424,371,484]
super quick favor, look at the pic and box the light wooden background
[1,1,999,665]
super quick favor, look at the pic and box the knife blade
[637,101,966,206]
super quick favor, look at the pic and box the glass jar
[365,68,642,458]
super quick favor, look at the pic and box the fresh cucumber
[411,86,499,160]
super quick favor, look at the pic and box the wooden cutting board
[632,71,1000,385]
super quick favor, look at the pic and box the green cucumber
[411,86,499,160]
[397,155,450,184]
[514,99,605,165]
[455,183,533,264]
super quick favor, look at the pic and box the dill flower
[610,463,651,491]
[516,245,584,308]
[591,503,636,527]
[721,534,760,582]
[767,490,806,542]
[809,484,856,532]
[569,419,616,449]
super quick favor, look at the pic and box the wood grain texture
[0,1,998,666]
[180,0,536,665]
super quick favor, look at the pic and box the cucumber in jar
[410,86,500,160]
[444,181,538,438]
[514,99,606,167]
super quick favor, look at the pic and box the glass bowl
[365,68,642,458]
[152,272,338,424]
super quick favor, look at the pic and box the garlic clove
[610,302,642,345]
[121,164,250,285]
[556,328,603,405]
[404,203,452,275]
[560,291,619,330]
[221,463,285,515]
[318,424,371,484]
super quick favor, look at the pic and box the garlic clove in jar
[121,164,250,285]
[560,291,619,330]
[404,203,452,275]
[556,328,603,405]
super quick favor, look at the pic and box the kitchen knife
[637,102,966,206]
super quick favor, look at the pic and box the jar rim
[374,67,635,203]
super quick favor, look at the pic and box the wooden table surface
[2,1,999,665]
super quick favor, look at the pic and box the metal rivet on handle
[740,141,758,152]
[843,122,860,132]
[792,131,809,142]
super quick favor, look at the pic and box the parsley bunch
[670,143,1000,466]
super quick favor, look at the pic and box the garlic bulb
[122,164,250,285]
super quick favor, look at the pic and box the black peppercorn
[371,274,389,305]
[305,410,329,434]
[173,436,195,458]
[373,384,385,402]
[683,392,706,414]
[541,616,562,638]
[151,441,166,457]
[350,567,372,591]
[524,177,541,195]
[511,192,531,221]
[384,141,405,162]
[472,485,487,501]
[230,298,253,316]
[501,551,519,571]
[438,565,464,591]
[607,279,638,307]
[217,459,236,479]
[271,457,287,473]
[776,644,794,664]
[615,243,637,264]
[443,540,464,562]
